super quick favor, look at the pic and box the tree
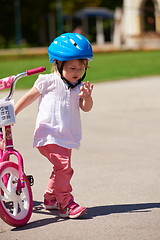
[0,0,14,48]
[0,0,123,48]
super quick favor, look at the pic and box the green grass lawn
[0,50,160,89]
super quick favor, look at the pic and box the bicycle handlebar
[26,66,46,76]
[0,66,46,100]
[0,66,46,91]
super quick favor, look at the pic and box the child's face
[62,59,86,83]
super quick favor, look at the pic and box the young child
[15,33,94,219]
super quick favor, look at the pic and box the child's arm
[15,86,40,115]
[79,82,94,112]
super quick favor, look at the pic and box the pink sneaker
[43,199,59,210]
[60,200,87,219]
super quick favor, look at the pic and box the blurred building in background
[113,0,160,49]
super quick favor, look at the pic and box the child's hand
[79,82,94,100]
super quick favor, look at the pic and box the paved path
[1,76,160,240]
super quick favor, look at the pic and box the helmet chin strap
[56,61,87,89]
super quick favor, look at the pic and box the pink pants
[38,144,74,209]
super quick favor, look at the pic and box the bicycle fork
[1,125,25,194]
[0,128,3,159]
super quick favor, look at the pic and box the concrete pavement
[1,76,160,240]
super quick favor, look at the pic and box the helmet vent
[69,38,80,49]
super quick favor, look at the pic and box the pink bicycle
[0,67,46,227]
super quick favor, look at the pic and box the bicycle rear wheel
[0,161,33,227]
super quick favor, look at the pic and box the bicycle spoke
[0,194,9,201]
[0,178,10,199]
[21,192,27,202]
[12,193,27,216]
[7,173,15,192]
[13,199,19,216]
[18,196,25,212]
[0,172,18,203]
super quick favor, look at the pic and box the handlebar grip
[26,66,46,76]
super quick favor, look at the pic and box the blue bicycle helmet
[48,33,93,63]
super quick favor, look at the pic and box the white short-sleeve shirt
[33,72,82,149]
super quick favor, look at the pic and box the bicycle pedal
[27,175,34,186]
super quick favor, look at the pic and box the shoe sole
[70,208,87,219]
[60,208,87,219]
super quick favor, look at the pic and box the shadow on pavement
[11,216,64,232]
[11,202,160,231]
[85,202,160,219]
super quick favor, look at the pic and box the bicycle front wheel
[0,161,33,227]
